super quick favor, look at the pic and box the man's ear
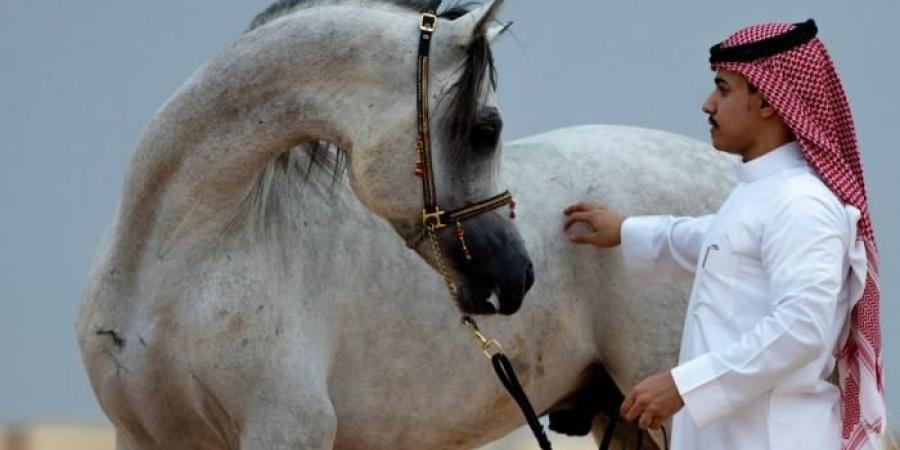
[759,96,776,119]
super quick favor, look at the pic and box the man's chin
[709,139,738,156]
[709,130,722,149]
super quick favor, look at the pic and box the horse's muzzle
[454,221,534,316]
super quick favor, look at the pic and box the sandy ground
[1,423,895,449]
[0,423,594,450]
[0,424,115,450]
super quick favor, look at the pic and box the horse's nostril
[522,262,535,294]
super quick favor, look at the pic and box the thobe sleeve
[620,215,714,282]
[670,194,847,428]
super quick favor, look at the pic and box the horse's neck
[109,6,403,276]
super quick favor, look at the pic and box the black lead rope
[465,317,671,450]
[598,410,618,450]
[490,353,554,450]
[598,410,670,450]
[492,348,671,450]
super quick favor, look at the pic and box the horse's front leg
[239,390,337,450]
[115,432,143,450]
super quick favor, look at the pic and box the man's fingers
[620,391,636,417]
[563,201,604,215]
[568,234,596,244]
[622,394,644,421]
[563,212,592,231]
[624,401,643,422]
[563,202,588,215]
[638,411,655,430]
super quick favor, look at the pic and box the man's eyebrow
[714,76,729,88]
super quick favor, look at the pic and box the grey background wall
[1,0,897,427]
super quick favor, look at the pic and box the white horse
[77,1,734,449]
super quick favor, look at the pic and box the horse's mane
[235,0,501,234]
[248,0,458,31]
[247,0,497,155]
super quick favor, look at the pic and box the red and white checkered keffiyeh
[712,22,884,449]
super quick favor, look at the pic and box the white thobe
[620,142,869,450]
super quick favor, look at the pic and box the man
[563,20,884,449]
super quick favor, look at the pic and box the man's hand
[620,371,685,430]
[563,202,626,248]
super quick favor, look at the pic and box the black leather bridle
[411,0,514,249]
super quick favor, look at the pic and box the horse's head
[340,1,533,315]
[245,0,531,314]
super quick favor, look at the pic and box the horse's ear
[446,0,505,46]
[486,21,512,43]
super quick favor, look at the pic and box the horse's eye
[470,116,502,154]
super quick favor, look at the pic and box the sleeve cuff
[671,354,733,428]
[620,215,665,276]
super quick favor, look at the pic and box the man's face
[702,70,765,156]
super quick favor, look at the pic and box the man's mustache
[708,116,719,128]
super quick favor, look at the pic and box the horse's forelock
[441,4,500,158]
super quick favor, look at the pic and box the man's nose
[702,95,716,115]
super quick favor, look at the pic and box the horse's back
[506,124,734,216]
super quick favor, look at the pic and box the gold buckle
[422,208,447,230]
[473,329,504,359]
[462,317,504,359]
[420,12,437,32]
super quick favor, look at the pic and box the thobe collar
[735,141,806,183]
